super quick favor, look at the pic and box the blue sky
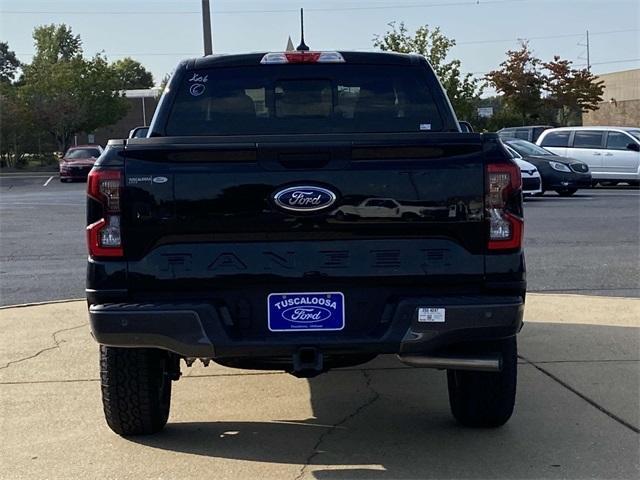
[1,0,638,87]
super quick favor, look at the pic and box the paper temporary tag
[418,307,445,323]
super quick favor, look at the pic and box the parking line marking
[43,176,54,187]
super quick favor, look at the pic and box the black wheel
[555,188,577,197]
[447,337,517,428]
[100,346,174,436]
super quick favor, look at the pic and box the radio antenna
[296,8,310,51]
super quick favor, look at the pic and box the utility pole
[202,0,213,56]
[578,30,591,71]
[586,30,590,71]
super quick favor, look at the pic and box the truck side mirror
[128,126,149,139]
[459,121,474,133]
[626,142,640,152]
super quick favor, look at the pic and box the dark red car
[59,145,104,182]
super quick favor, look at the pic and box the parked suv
[498,125,553,143]
[536,126,640,186]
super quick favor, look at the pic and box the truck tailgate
[122,133,487,291]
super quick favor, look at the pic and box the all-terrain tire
[100,346,172,436]
[447,337,517,428]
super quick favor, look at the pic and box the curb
[528,292,640,301]
[0,298,84,310]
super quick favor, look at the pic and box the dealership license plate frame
[267,292,345,332]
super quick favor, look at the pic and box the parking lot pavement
[523,189,640,297]
[0,175,86,306]
[1,294,638,480]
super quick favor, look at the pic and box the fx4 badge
[273,186,337,212]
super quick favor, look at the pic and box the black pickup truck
[87,51,525,436]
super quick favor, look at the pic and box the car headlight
[550,161,571,172]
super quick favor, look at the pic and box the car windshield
[503,144,522,159]
[626,129,640,141]
[507,139,554,156]
[65,148,100,159]
[165,64,445,135]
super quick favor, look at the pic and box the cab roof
[543,126,639,132]
[188,51,424,70]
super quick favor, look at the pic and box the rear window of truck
[165,65,444,135]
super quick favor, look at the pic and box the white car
[503,144,542,195]
[536,126,640,186]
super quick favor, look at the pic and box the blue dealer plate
[268,292,345,332]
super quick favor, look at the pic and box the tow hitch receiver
[292,347,324,378]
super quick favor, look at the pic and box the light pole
[202,0,213,55]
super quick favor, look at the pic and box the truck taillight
[87,169,123,257]
[486,162,523,250]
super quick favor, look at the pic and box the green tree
[31,24,82,64]
[21,25,128,152]
[542,56,604,126]
[486,41,544,125]
[373,21,483,120]
[0,42,21,84]
[0,84,27,166]
[112,57,154,90]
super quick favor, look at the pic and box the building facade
[583,69,640,126]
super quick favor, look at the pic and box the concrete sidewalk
[1,294,638,479]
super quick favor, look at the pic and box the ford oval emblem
[152,176,168,184]
[273,186,337,212]
[282,306,332,323]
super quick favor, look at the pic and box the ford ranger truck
[87,51,525,436]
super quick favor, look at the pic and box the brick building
[583,69,640,126]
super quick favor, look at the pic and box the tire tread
[100,346,171,436]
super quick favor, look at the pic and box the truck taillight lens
[486,162,523,250]
[87,169,123,257]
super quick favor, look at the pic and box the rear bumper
[89,295,524,359]
[522,175,542,195]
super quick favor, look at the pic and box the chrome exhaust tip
[397,355,501,372]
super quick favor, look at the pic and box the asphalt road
[0,174,639,306]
